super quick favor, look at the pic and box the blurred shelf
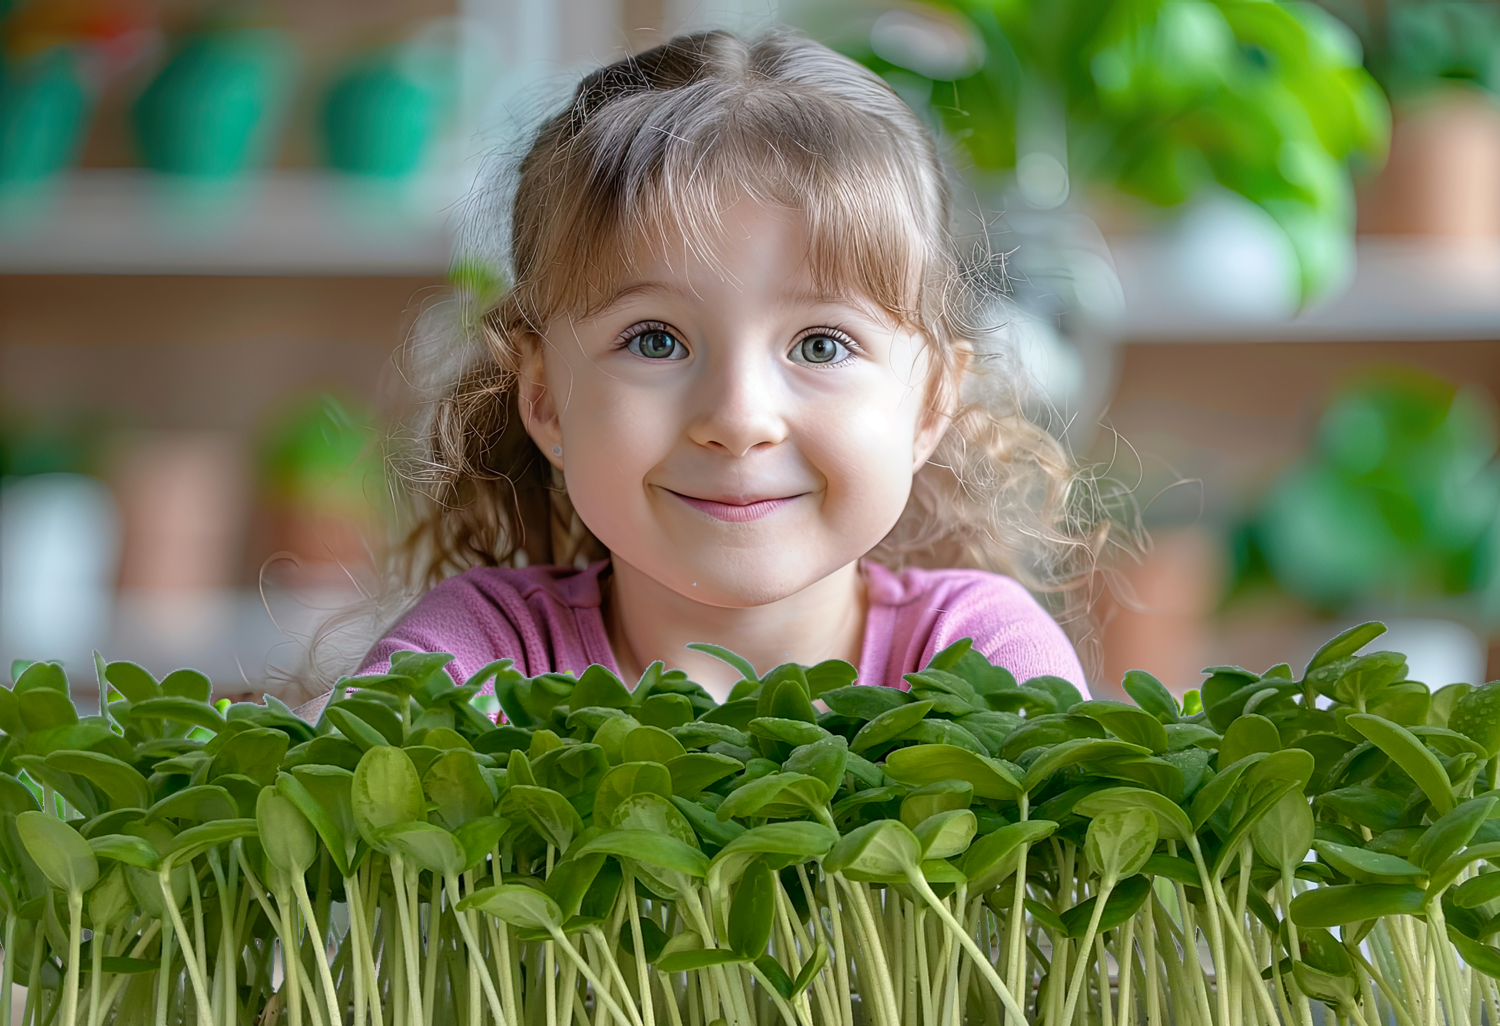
[1111,236,1500,343]
[0,170,458,276]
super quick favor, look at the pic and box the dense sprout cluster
[3,622,1500,1026]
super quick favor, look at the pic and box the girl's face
[519,198,950,608]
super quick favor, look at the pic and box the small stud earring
[552,445,562,457]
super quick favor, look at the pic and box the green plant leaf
[1252,791,1316,872]
[377,821,467,876]
[1121,670,1178,724]
[17,816,98,894]
[127,697,225,732]
[1314,786,1405,833]
[87,834,161,871]
[850,701,934,754]
[42,751,150,811]
[422,748,495,831]
[595,762,674,825]
[707,821,837,894]
[1061,873,1152,938]
[1410,796,1498,874]
[1312,840,1424,883]
[1347,713,1454,817]
[1023,739,1151,793]
[103,661,160,703]
[1189,753,1269,830]
[146,785,238,825]
[1075,788,1192,843]
[162,819,259,864]
[666,753,742,798]
[1289,883,1426,928]
[728,859,775,957]
[656,947,749,972]
[455,817,508,873]
[570,665,634,711]
[959,819,1058,892]
[574,829,710,878]
[1086,808,1158,886]
[748,717,829,748]
[256,788,318,875]
[1071,701,1169,753]
[805,660,858,699]
[821,685,910,721]
[1307,622,1386,673]
[1449,927,1500,980]
[685,643,759,683]
[622,725,687,764]
[884,744,1023,801]
[326,705,392,752]
[912,808,976,860]
[459,884,563,931]
[717,772,826,821]
[1454,871,1500,909]
[1219,714,1282,767]
[544,852,605,920]
[790,941,828,997]
[824,819,921,883]
[1449,681,1500,759]
[351,745,425,847]
[277,769,359,878]
[503,785,584,851]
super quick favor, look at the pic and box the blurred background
[1,0,1498,705]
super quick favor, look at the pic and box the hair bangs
[518,51,945,334]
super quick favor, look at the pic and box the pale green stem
[3,915,16,1026]
[421,873,441,1026]
[813,865,855,1026]
[1060,877,1112,1026]
[1117,911,1137,1026]
[388,855,425,1026]
[158,862,213,1026]
[154,922,172,1026]
[625,876,655,1026]
[87,917,103,1026]
[60,891,81,1026]
[292,871,343,1026]
[545,929,637,1026]
[906,870,1031,1026]
[1185,837,1232,1026]
[444,873,506,1026]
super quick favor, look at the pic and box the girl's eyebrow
[601,279,859,311]
[595,280,685,312]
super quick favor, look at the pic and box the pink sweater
[355,559,1087,694]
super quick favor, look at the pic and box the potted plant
[1318,0,1500,237]
[801,0,1390,304]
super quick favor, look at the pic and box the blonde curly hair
[387,28,1128,680]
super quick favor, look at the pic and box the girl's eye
[626,328,688,361]
[790,332,852,366]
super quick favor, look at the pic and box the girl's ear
[912,343,962,471]
[517,334,564,467]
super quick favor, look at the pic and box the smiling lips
[668,490,802,522]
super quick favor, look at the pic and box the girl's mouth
[667,490,802,523]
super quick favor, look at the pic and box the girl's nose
[685,348,789,457]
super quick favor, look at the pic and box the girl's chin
[656,557,850,608]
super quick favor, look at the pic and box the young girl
[313,28,1102,709]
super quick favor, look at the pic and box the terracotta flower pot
[1359,87,1500,237]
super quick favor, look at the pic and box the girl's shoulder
[424,560,610,610]
[357,560,617,683]
[860,561,1088,696]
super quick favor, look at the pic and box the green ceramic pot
[132,30,292,177]
[321,52,437,177]
[0,47,90,183]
